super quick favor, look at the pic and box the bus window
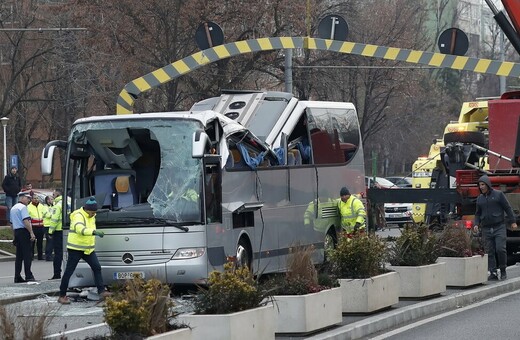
[287,114,312,165]
[307,107,360,165]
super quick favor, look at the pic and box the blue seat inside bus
[113,175,138,208]
[91,169,137,208]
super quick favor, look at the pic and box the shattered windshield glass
[70,118,203,222]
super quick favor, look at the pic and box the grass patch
[0,227,15,254]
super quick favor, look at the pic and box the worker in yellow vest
[27,193,45,260]
[57,197,111,304]
[48,188,66,280]
[337,186,366,234]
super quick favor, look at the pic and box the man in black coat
[473,175,518,281]
[2,166,22,222]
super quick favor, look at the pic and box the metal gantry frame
[116,36,520,114]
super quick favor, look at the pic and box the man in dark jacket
[473,175,518,280]
[2,166,22,221]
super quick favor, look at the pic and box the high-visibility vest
[27,202,45,227]
[67,207,97,255]
[49,196,63,234]
[42,204,53,227]
[337,196,366,232]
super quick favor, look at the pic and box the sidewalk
[2,260,520,339]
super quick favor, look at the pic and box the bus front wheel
[236,237,252,269]
[324,229,337,256]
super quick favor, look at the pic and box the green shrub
[104,277,175,337]
[437,226,472,257]
[437,225,484,257]
[265,245,334,295]
[194,262,267,314]
[327,232,387,279]
[389,225,439,266]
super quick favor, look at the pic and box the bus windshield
[67,118,203,223]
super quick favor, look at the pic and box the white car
[365,176,396,189]
[365,176,412,227]
[386,176,413,188]
[383,202,413,227]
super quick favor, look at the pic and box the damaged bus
[41,91,365,286]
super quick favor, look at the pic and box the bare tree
[0,1,61,183]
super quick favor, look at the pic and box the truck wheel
[444,131,486,147]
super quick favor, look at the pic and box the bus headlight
[172,247,205,259]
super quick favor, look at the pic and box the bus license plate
[114,272,145,280]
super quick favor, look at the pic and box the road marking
[44,322,108,339]
[370,289,520,339]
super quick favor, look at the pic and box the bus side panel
[275,166,317,271]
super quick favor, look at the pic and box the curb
[308,276,520,340]
[0,291,59,306]
[0,256,15,262]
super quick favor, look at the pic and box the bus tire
[324,228,337,254]
[322,228,337,271]
[236,237,252,270]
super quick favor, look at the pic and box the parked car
[31,189,54,205]
[0,189,54,226]
[385,176,413,188]
[365,176,396,189]
[365,176,412,227]
[384,202,413,227]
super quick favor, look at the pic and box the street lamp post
[1,117,9,178]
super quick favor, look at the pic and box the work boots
[58,296,71,305]
[501,269,507,280]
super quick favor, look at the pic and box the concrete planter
[146,327,191,340]
[389,262,446,298]
[178,304,275,340]
[437,254,488,287]
[338,271,400,313]
[273,287,342,333]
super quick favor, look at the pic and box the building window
[0,1,19,25]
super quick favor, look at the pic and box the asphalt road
[0,257,56,284]
[370,290,520,340]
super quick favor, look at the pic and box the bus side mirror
[41,140,67,175]
[41,145,56,175]
[192,130,210,158]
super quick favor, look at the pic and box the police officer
[11,191,36,283]
[337,187,366,234]
[58,197,110,304]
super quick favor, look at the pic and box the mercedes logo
[122,253,134,264]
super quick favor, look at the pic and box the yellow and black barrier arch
[117,36,520,114]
